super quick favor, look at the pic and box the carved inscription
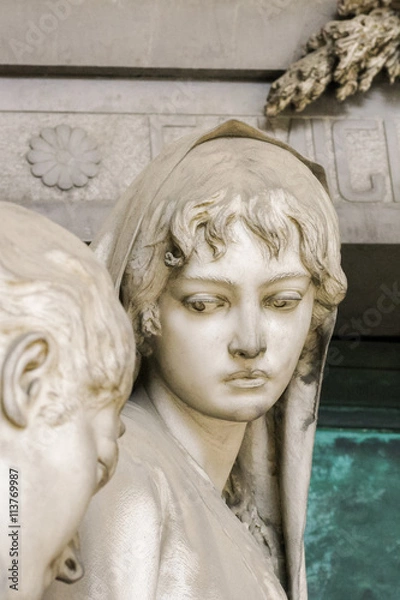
[332,120,386,203]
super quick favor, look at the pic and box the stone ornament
[265,0,400,116]
[44,120,346,600]
[0,202,135,600]
[27,125,101,190]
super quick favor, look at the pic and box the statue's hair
[0,204,135,424]
[121,137,347,354]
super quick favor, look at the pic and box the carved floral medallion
[27,125,101,190]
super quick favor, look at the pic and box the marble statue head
[0,202,135,600]
[118,135,346,360]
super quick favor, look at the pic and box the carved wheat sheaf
[265,0,400,116]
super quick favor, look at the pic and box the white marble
[0,202,135,600]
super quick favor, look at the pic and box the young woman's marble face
[148,222,315,423]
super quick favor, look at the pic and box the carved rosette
[27,125,101,190]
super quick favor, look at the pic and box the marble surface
[0,202,135,599]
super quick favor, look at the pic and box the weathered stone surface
[0,0,337,71]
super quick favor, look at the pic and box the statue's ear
[1,332,53,428]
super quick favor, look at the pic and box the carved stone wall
[1,77,399,243]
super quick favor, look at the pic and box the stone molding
[0,77,399,243]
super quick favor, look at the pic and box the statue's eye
[190,300,207,312]
[264,294,302,311]
[183,296,226,313]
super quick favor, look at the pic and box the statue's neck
[142,366,246,494]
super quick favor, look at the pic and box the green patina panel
[306,429,400,600]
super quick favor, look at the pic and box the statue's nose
[228,305,267,359]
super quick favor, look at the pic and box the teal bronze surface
[306,428,400,600]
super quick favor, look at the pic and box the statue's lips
[224,370,268,389]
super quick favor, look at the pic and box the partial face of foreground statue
[45,120,347,600]
[0,203,135,600]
